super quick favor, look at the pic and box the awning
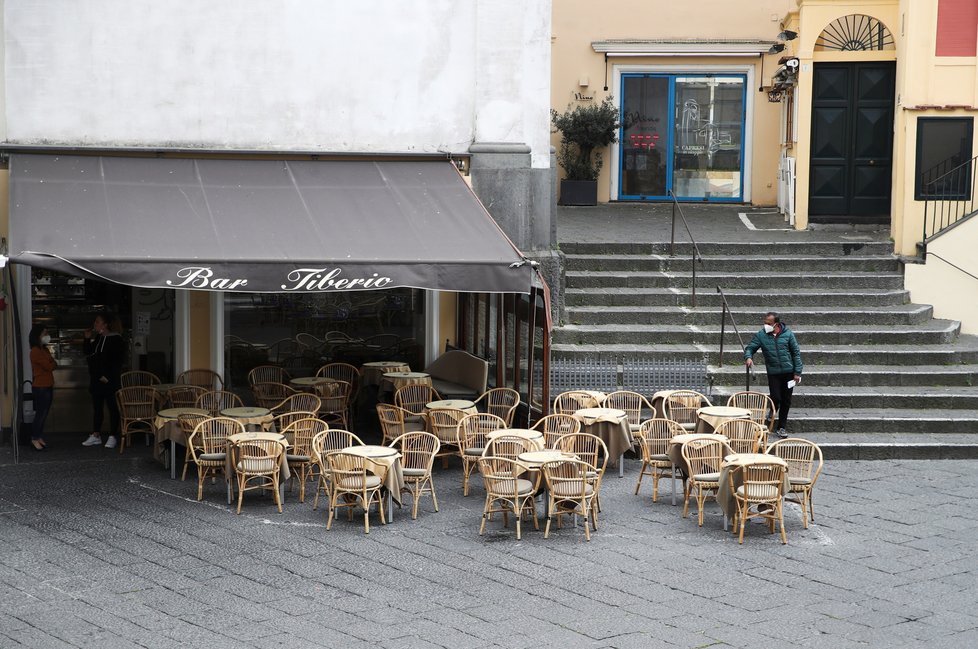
[7,154,535,293]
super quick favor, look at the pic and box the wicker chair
[273,410,320,434]
[231,437,286,514]
[727,391,777,433]
[316,363,361,423]
[376,403,426,446]
[531,413,581,449]
[427,408,466,468]
[459,413,505,496]
[767,438,824,529]
[196,390,244,415]
[552,390,600,414]
[189,417,243,502]
[634,418,684,503]
[604,390,652,436]
[325,451,387,534]
[167,385,207,409]
[252,382,298,409]
[555,432,609,515]
[280,417,328,503]
[121,370,161,388]
[311,429,365,510]
[247,365,291,387]
[176,369,224,391]
[482,434,536,462]
[681,437,725,526]
[542,458,600,541]
[390,431,440,519]
[715,419,768,454]
[394,384,442,416]
[271,393,321,416]
[664,390,712,431]
[115,386,157,454]
[316,380,353,429]
[729,461,788,544]
[474,387,520,427]
[477,456,539,540]
[177,411,210,481]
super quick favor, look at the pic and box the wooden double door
[809,62,895,222]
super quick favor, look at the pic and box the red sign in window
[936,0,978,57]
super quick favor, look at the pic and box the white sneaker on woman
[104,436,118,449]
[82,434,102,446]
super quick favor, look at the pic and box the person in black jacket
[82,312,125,448]
[744,311,803,439]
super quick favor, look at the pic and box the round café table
[486,428,545,451]
[289,376,336,393]
[221,406,274,431]
[361,361,412,387]
[695,406,751,434]
[154,407,209,479]
[340,445,405,523]
[425,399,478,416]
[572,407,632,477]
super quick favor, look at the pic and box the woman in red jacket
[28,324,56,451]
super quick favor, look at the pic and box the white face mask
[763,324,775,334]
[40,334,51,344]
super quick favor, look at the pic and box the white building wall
[3,0,550,168]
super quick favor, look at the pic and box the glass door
[619,74,746,201]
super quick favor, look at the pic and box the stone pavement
[1,444,977,648]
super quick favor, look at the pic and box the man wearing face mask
[744,311,803,439]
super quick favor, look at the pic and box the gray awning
[7,154,534,293]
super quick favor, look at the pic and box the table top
[290,376,335,386]
[221,407,272,418]
[228,432,287,444]
[698,406,751,418]
[153,383,179,391]
[384,371,430,379]
[671,433,729,445]
[518,450,576,466]
[574,407,626,418]
[342,444,401,459]
[363,361,410,368]
[426,399,476,411]
[157,407,209,419]
[723,453,787,468]
[487,428,544,442]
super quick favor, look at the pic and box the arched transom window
[815,14,895,51]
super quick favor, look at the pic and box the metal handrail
[716,285,753,392]
[667,190,705,307]
[922,154,978,246]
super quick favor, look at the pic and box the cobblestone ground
[1,447,976,648]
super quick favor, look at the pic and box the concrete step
[783,408,978,435]
[566,270,904,290]
[563,253,901,273]
[779,433,978,460]
[560,240,895,256]
[550,341,978,365]
[552,320,962,346]
[711,385,978,410]
[565,304,933,326]
[564,287,911,308]
[709,363,978,387]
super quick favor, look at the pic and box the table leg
[170,440,177,480]
[386,490,393,523]
[671,463,677,506]
[618,453,624,478]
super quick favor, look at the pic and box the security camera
[785,58,799,69]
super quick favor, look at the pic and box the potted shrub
[551,98,620,206]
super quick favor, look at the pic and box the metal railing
[667,190,705,306]
[922,154,978,246]
[716,285,753,392]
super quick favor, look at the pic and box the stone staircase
[553,240,978,457]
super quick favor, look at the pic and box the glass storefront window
[619,73,746,201]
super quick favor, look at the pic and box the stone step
[552,321,962,346]
[566,270,904,290]
[564,287,911,307]
[709,363,978,387]
[563,253,901,273]
[565,304,933,326]
[710,385,978,410]
[774,433,978,460]
[559,240,895,256]
[782,408,978,435]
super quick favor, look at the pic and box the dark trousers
[32,387,53,440]
[90,381,120,437]
[767,372,794,431]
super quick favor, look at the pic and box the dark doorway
[809,62,895,222]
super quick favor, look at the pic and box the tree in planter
[551,98,620,181]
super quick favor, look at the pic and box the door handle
[868,160,876,166]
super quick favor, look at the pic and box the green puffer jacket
[744,325,803,376]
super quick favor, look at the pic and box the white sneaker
[82,434,102,447]
[104,436,118,449]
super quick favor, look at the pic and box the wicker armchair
[458,413,505,496]
[427,408,466,468]
[189,417,243,502]
[474,388,520,427]
[316,363,361,424]
[531,413,581,449]
[177,411,210,481]
[552,391,600,414]
[311,429,365,510]
[664,390,712,431]
[121,370,161,388]
[271,393,321,416]
[542,458,600,541]
[604,390,652,436]
[176,369,224,391]
[729,461,788,544]
[482,434,536,462]
[231,437,286,514]
[680,437,725,526]
[767,438,823,529]
[316,380,353,429]
[715,419,768,454]
[247,365,290,387]
[115,386,157,454]
[280,417,328,503]
[394,384,442,416]
[376,403,426,446]
[555,432,608,515]
[634,418,684,503]
[167,385,207,409]
[251,382,298,409]
[390,431,440,519]
[726,391,777,433]
[196,390,244,415]
[325,451,387,534]
[477,456,539,540]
